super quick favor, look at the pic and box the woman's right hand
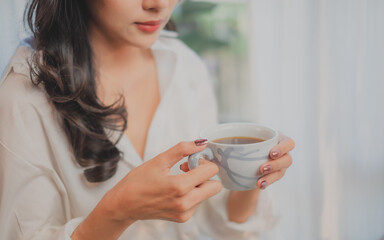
[105,140,222,222]
[72,140,222,240]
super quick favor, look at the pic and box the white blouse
[0,35,275,240]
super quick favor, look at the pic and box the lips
[135,20,163,33]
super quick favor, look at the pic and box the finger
[158,139,208,168]
[270,135,295,159]
[260,153,293,174]
[173,160,219,191]
[257,169,286,190]
[180,158,211,173]
[173,204,200,223]
[168,180,222,222]
[185,180,222,207]
[180,162,189,172]
[160,202,200,223]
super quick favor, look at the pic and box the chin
[127,32,161,49]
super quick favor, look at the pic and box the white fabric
[0,36,275,240]
[249,0,384,239]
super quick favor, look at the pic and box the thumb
[157,139,208,168]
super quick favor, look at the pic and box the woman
[0,0,295,239]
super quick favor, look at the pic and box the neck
[88,23,151,73]
[87,24,156,104]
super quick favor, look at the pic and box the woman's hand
[227,133,295,223]
[257,133,295,190]
[173,134,295,225]
[105,140,222,222]
[72,140,222,240]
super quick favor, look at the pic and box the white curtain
[0,0,29,76]
[249,0,384,239]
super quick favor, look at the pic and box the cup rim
[200,122,279,147]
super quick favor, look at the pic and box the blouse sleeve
[0,71,83,240]
[193,60,277,239]
[0,144,85,239]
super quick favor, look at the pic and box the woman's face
[86,0,179,49]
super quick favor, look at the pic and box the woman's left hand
[227,133,295,223]
[179,133,295,223]
[257,133,295,190]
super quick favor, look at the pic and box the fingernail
[271,150,280,159]
[263,165,272,174]
[260,180,268,190]
[194,139,208,146]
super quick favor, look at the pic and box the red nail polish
[260,180,268,190]
[194,139,208,146]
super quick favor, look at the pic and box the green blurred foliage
[172,1,248,55]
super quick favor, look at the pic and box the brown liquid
[213,136,265,144]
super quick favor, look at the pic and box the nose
[142,0,169,11]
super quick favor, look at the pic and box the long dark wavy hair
[26,0,176,182]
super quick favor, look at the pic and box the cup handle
[188,148,214,170]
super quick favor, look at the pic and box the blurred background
[1,0,383,239]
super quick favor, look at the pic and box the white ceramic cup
[188,123,278,191]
